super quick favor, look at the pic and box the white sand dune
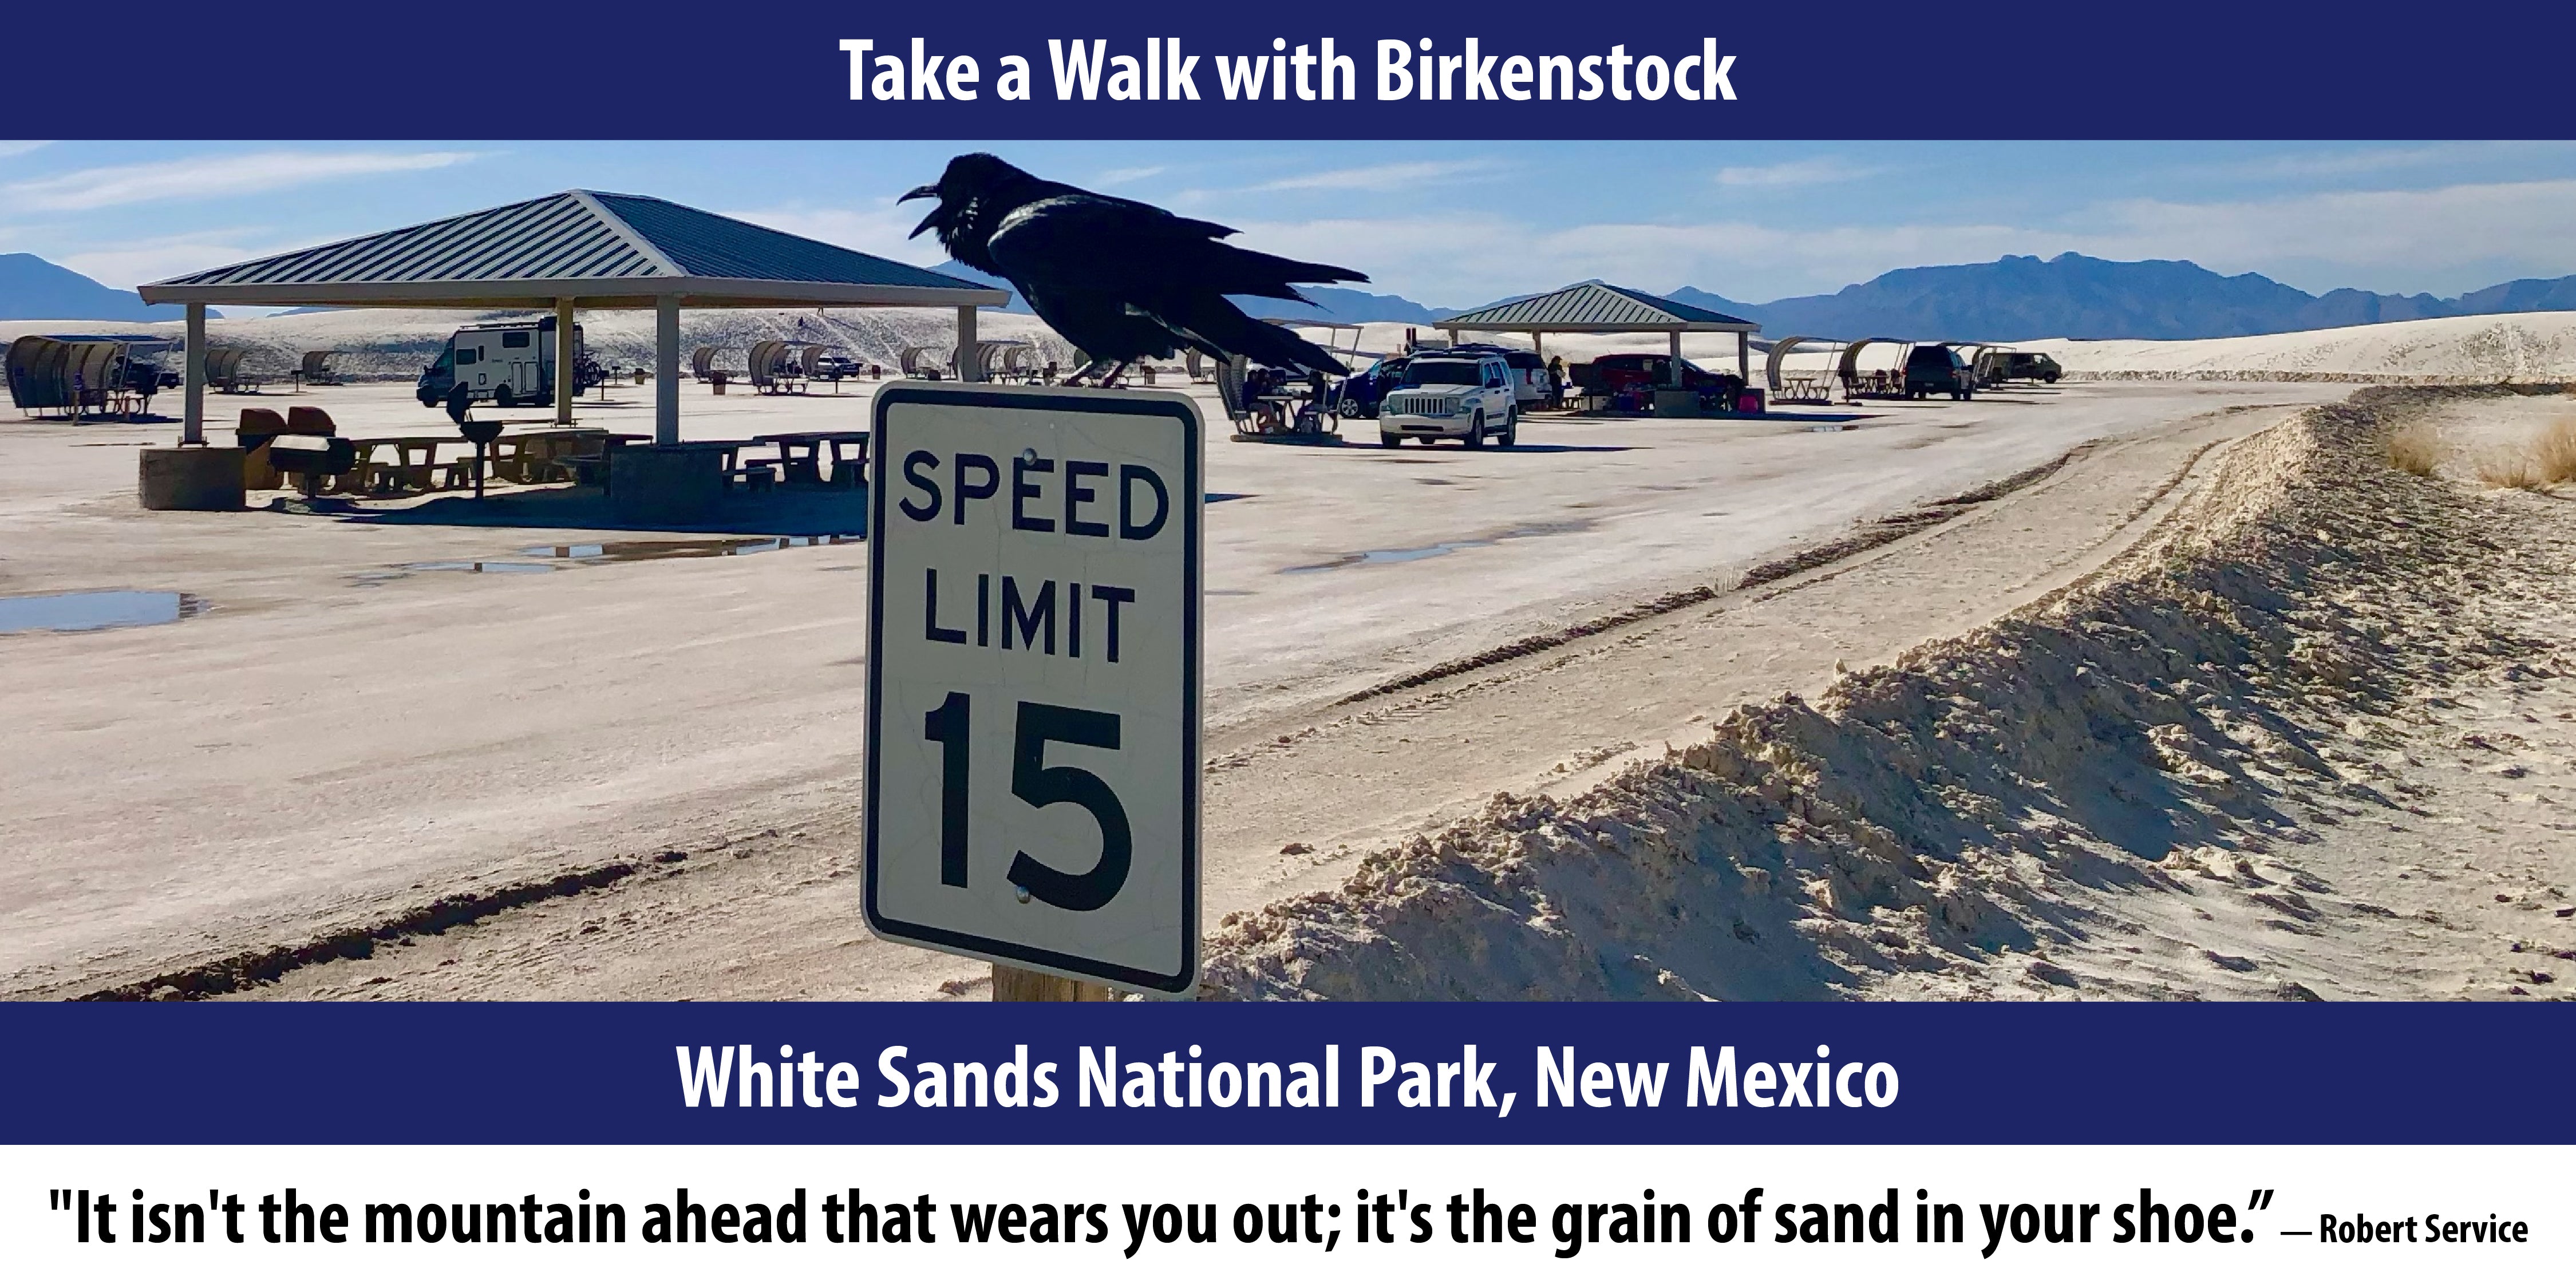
[2028,313,2576,384]
[1,307,1082,384]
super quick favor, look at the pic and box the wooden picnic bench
[346,436,474,494]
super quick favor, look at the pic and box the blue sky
[6,139,2576,311]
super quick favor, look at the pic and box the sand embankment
[1204,385,2576,1000]
[2033,314,2576,385]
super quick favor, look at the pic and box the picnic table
[752,430,870,487]
[507,429,650,485]
[347,436,473,493]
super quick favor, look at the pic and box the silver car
[1375,353,1520,449]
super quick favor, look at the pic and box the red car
[1573,353,1747,407]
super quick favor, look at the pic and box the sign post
[864,383,1202,998]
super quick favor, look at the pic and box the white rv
[417,316,587,407]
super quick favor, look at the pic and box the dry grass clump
[2471,418,2576,492]
[2476,449,2545,491]
[2534,417,2576,486]
[2386,423,2443,476]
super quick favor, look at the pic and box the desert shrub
[2476,449,2544,491]
[2385,423,2442,476]
[2532,417,2576,486]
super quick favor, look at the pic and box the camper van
[416,316,588,408]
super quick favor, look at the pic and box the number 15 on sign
[864,384,1201,996]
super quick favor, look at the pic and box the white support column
[655,295,680,446]
[182,302,207,445]
[554,298,576,426]
[1737,331,1751,382]
[955,305,981,381]
[1667,330,1681,385]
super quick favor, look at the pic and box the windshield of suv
[1401,360,1484,388]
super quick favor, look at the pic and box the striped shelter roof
[139,191,1008,311]
[1440,281,1756,332]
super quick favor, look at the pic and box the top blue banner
[13,2,2576,140]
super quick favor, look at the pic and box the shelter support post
[956,305,981,381]
[654,295,679,446]
[1739,331,1751,381]
[991,962,1116,1002]
[1530,331,1543,359]
[183,303,206,446]
[1668,330,1681,385]
[554,298,576,426]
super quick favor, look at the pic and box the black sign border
[864,381,1203,995]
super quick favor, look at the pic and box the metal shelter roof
[137,190,1008,310]
[1439,281,1757,333]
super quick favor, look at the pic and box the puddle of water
[401,561,558,575]
[1282,520,1593,574]
[520,536,862,563]
[0,590,200,634]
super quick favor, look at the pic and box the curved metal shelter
[1763,335,1855,402]
[139,188,1006,447]
[1435,280,1760,381]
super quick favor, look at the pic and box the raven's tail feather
[1158,297,1348,377]
[1192,244,1369,302]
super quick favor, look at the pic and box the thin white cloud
[50,228,290,290]
[0,141,51,160]
[1243,159,1502,194]
[1095,165,1166,186]
[3,150,477,212]
[1713,157,1879,188]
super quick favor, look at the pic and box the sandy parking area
[0,378,2341,998]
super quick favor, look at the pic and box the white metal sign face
[865,382,1201,995]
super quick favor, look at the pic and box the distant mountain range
[1665,254,2576,342]
[14,248,2576,342]
[0,253,209,322]
[938,251,2576,342]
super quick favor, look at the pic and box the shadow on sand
[283,485,871,537]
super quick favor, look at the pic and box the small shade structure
[137,189,1008,447]
[1437,281,1760,381]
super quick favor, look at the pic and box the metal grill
[1385,393,1460,417]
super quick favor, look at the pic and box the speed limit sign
[863,382,1201,995]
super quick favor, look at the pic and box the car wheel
[1499,405,1518,448]
[1465,412,1487,449]
[492,384,513,408]
[1381,431,1401,449]
[1960,385,1974,400]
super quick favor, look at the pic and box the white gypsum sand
[1203,386,2576,1001]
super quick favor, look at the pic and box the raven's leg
[1096,361,1129,388]
[1059,359,1105,387]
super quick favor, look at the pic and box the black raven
[903,153,1368,380]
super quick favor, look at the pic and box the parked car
[1570,353,1747,410]
[1338,354,1411,420]
[1440,343,1555,409]
[811,353,868,381]
[1376,351,1519,448]
[1973,349,2063,386]
[1903,345,1975,400]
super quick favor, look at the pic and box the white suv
[1375,352,1519,449]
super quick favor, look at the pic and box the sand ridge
[1203,387,2576,1001]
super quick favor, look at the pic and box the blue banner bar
[1,1002,2558,1145]
[7,3,2575,140]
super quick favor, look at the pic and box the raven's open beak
[900,184,944,238]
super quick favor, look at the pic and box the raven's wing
[987,194,1367,303]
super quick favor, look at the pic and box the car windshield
[1402,361,1484,387]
